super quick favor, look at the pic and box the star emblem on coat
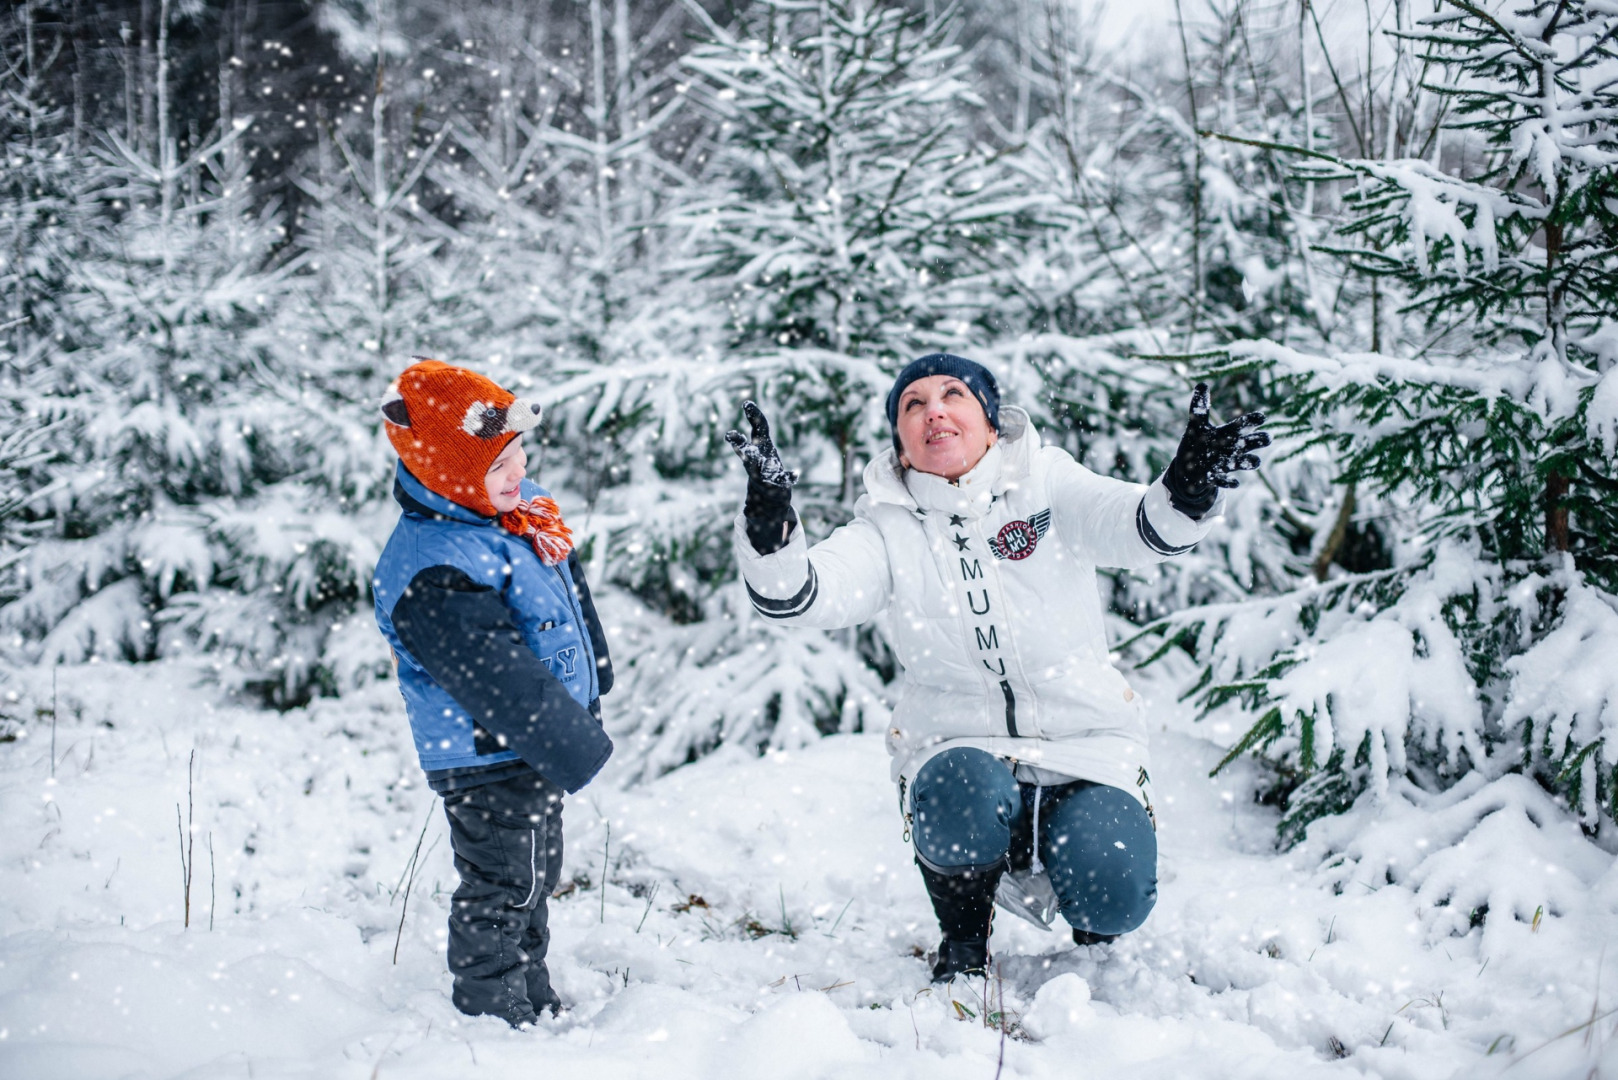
[990,509,1052,561]
[949,514,966,527]
[953,534,970,552]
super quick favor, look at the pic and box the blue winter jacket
[373,461,614,792]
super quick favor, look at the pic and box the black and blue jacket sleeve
[566,549,613,697]
[390,564,613,793]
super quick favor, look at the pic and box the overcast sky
[1087,0,1391,72]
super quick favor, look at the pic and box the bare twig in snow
[176,749,195,927]
[635,882,659,934]
[49,665,56,778]
[600,820,611,924]
[392,803,436,965]
[391,804,435,903]
[993,962,1008,1079]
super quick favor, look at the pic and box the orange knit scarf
[499,495,575,566]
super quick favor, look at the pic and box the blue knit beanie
[885,354,1000,456]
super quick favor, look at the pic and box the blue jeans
[909,747,1158,936]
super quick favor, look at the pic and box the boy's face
[895,375,998,480]
[485,438,528,514]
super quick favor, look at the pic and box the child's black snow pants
[441,770,565,1025]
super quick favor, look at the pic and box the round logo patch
[996,519,1040,560]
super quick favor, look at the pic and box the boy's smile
[485,438,529,514]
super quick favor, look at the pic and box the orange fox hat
[380,358,543,517]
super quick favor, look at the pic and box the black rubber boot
[1072,928,1119,946]
[530,984,563,1016]
[451,976,539,1029]
[919,863,1002,983]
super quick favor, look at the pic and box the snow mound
[1,661,1616,1078]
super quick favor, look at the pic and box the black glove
[725,401,799,555]
[1162,384,1271,520]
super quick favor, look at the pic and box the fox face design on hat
[381,358,573,565]
[381,358,542,512]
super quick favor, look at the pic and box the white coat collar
[863,405,1037,519]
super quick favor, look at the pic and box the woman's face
[485,437,528,514]
[895,375,998,480]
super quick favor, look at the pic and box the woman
[726,354,1268,982]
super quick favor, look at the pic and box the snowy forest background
[7,0,1618,836]
[4,0,1618,1074]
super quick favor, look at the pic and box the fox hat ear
[380,383,411,427]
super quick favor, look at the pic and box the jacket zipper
[1000,679,1019,738]
[949,514,1020,740]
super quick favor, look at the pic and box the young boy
[372,359,613,1028]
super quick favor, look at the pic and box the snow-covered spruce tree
[267,2,543,698]
[1156,0,1402,606]
[569,0,1046,778]
[1165,0,1393,616]
[0,1,98,627]
[137,115,393,702]
[1182,0,1343,349]
[980,0,1340,640]
[289,6,466,373]
[1136,0,1618,842]
[401,0,772,780]
[683,0,1040,494]
[0,0,383,704]
[428,0,719,471]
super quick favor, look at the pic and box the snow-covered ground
[2,653,1616,1079]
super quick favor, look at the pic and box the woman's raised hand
[725,401,799,490]
[726,401,799,554]
[1162,384,1271,519]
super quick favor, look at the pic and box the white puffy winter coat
[733,407,1217,815]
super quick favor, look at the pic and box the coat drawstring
[1030,782,1044,874]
